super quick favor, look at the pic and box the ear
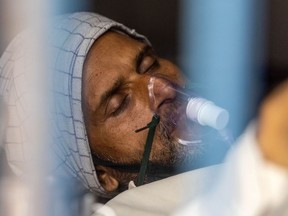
[95,165,119,192]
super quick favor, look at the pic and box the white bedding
[105,165,220,216]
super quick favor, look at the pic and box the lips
[158,102,202,145]
[172,110,202,144]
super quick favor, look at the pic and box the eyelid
[147,59,159,72]
[110,94,130,117]
[139,55,159,74]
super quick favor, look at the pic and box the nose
[148,76,177,113]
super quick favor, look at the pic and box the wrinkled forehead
[82,30,148,111]
[83,30,147,72]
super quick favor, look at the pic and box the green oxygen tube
[135,114,160,186]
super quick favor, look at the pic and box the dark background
[266,0,288,92]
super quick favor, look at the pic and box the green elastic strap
[135,114,160,186]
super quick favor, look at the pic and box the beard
[114,101,229,192]
[149,100,209,174]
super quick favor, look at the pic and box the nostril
[148,76,177,113]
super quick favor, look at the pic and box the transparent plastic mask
[147,76,231,146]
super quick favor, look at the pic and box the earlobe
[95,165,119,192]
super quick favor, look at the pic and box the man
[0,12,208,198]
[52,12,225,196]
[0,12,287,206]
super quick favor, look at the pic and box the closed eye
[136,45,159,74]
[110,94,130,117]
[139,55,159,74]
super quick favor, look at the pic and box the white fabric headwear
[0,12,148,196]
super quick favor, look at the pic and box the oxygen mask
[147,76,230,146]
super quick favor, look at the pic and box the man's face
[82,31,202,191]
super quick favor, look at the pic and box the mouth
[159,102,203,147]
[171,110,203,146]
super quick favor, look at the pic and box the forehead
[84,31,144,72]
[82,31,146,110]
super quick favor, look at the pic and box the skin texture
[82,31,191,192]
[82,31,288,193]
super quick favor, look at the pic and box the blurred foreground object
[258,79,288,168]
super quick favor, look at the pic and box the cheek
[94,108,153,161]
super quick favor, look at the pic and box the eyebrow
[135,45,154,73]
[98,76,125,111]
[97,44,153,111]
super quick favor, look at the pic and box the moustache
[157,100,184,141]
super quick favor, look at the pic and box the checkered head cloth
[0,12,149,196]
